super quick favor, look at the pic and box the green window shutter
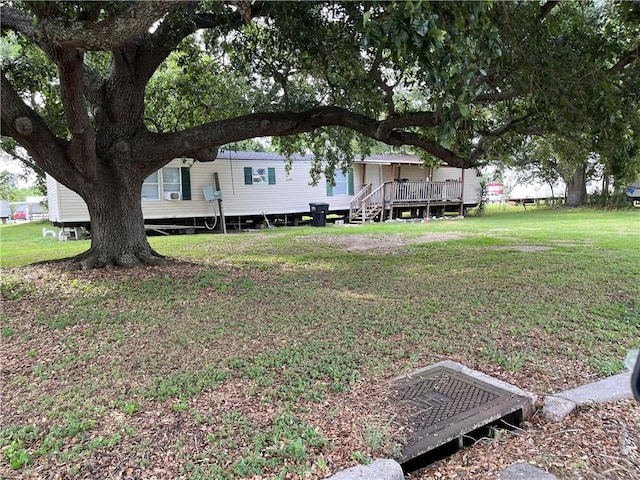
[326,180,334,197]
[244,167,253,185]
[348,169,354,195]
[180,167,191,200]
[268,167,276,185]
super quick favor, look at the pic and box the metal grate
[395,366,531,463]
[398,373,499,430]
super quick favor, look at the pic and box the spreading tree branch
[132,4,248,88]
[538,1,561,23]
[50,47,98,176]
[137,106,472,168]
[32,1,186,51]
[0,70,73,184]
[607,45,640,74]
[470,115,531,162]
[0,6,36,38]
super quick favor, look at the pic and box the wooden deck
[349,180,464,223]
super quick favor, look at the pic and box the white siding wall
[46,174,90,223]
[431,167,481,203]
[462,169,482,203]
[46,153,365,224]
[363,163,383,187]
[45,175,61,222]
[382,165,394,182]
[46,152,479,225]
[188,156,360,217]
[396,164,429,181]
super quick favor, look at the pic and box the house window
[163,167,182,194]
[244,167,276,185]
[142,167,191,201]
[142,172,159,201]
[326,168,354,196]
[332,170,348,195]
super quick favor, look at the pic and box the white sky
[0,150,37,187]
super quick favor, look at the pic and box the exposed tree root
[64,248,167,270]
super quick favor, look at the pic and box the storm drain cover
[395,364,532,464]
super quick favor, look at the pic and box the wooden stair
[350,202,384,222]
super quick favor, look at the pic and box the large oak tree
[1,1,638,267]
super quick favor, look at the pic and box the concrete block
[500,462,558,480]
[542,395,577,422]
[555,371,632,405]
[326,459,404,480]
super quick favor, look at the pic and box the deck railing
[392,180,462,203]
[430,180,462,201]
[350,180,463,222]
[394,181,428,202]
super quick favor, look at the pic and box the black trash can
[309,203,329,227]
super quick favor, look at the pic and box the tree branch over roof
[375,112,440,141]
[138,106,471,168]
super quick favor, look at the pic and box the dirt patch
[297,233,465,253]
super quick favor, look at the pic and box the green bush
[586,190,634,209]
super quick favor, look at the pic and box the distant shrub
[472,179,488,216]
[586,190,634,210]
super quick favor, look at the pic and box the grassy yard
[1,208,639,479]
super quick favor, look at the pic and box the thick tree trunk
[71,176,164,269]
[564,164,587,207]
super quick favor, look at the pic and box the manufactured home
[46,151,481,233]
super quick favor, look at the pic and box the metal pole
[213,172,227,234]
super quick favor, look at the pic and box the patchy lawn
[1,209,639,479]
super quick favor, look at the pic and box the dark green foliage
[586,189,635,209]
[474,178,488,216]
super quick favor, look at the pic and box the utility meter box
[203,185,223,201]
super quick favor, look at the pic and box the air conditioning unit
[164,191,181,200]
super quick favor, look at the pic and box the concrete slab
[542,395,577,422]
[326,459,404,480]
[500,462,558,480]
[554,371,632,405]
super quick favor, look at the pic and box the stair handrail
[349,184,372,221]
[358,182,390,222]
[360,182,389,205]
[349,183,372,212]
